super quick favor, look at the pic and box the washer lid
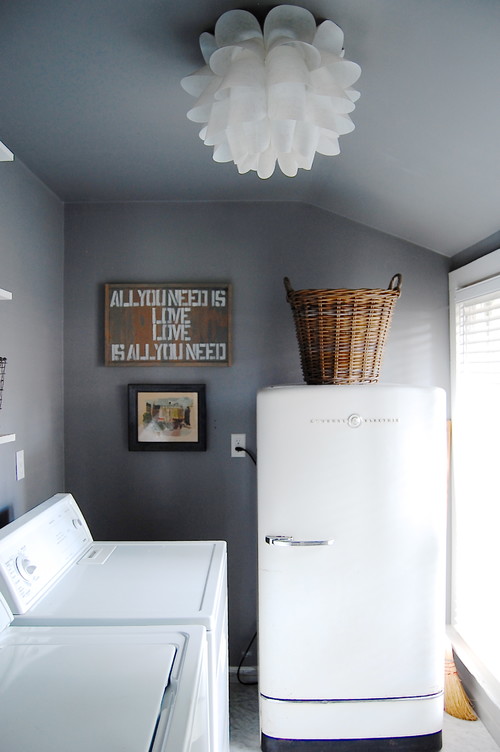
[0,636,176,751]
[15,541,226,628]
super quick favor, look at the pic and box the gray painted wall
[64,201,450,664]
[0,159,64,518]
[449,229,500,271]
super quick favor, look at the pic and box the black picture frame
[128,384,206,451]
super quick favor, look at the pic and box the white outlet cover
[16,450,25,480]
[231,433,246,457]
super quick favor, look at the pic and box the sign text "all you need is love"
[105,283,231,366]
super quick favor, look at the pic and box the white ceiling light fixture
[181,5,361,179]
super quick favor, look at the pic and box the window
[449,249,500,697]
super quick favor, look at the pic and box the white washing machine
[0,593,209,752]
[0,493,229,752]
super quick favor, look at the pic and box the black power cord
[234,445,257,465]
[237,630,258,685]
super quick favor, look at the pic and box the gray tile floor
[229,679,500,751]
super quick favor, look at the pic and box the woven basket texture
[285,275,402,385]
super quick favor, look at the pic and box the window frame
[448,247,500,721]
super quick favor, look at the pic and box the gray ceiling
[1,0,499,257]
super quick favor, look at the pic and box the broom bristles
[445,647,478,721]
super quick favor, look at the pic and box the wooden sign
[105,283,231,366]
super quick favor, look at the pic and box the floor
[229,678,500,751]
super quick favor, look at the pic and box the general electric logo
[347,414,362,428]
[310,414,399,428]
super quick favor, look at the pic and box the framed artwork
[105,283,231,366]
[128,384,206,451]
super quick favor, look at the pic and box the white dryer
[0,593,209,752]
[0,493,229,752]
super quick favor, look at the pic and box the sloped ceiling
[0,0,499,256]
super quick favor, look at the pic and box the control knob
[15,555,37,582]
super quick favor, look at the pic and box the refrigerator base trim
[260,694,443,742]
[261,731,442,751]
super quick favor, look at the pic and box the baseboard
[449,627,500,746]
[230,665,258,682]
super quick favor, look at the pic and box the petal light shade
[181,5,361,179]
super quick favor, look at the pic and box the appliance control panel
[0,493,92,613]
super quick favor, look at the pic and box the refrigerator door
[257,384,447,703]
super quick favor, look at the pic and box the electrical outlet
[231,433,246,458]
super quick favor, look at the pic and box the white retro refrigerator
[257,384,447,752]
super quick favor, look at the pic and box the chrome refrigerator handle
[265,535,335,547]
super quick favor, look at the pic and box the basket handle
[284,276,294,301]
[388,273,402,292]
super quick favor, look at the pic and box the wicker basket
[284,274,402,385]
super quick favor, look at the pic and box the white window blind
[456,282,500,387]
[450,255,500,688]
